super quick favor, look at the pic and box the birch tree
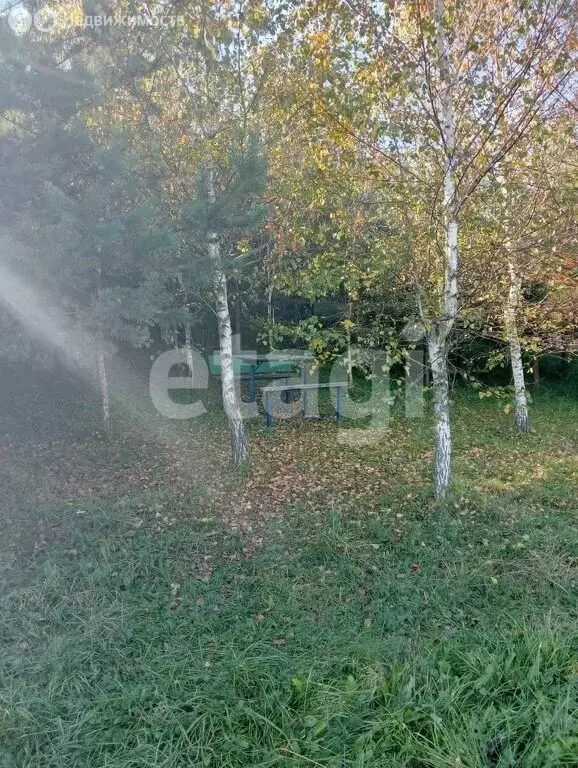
[175,5,270,466]
[181,141,267,465]
[426,0,458,496]
[475,117,577,429]
[274,0,575,497]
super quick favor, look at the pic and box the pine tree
[36,137,179,428]
[0,16,94,363]
[0,20,178,426]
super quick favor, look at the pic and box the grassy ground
[0,367,576,767]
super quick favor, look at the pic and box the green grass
[0,388,577,767]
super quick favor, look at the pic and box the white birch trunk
[207,170,249,466]
[96,347,110,430]
[427,0,458,499]
[346,328,353,388]
[184,322,195,384]
[505,260,530,431]
[212,253,249,465]
[496,157,530,432]
[427,335,452,499]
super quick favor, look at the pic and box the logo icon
[6,3,33,34]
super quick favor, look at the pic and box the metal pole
[303,360,309,417]
[249,364,257,417]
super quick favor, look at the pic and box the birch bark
[207,168,249,465]
[496,176,530,431]
[505,259,530,430]
[183,323,195,384]
[427,335,452,498]
[426,0,459,499]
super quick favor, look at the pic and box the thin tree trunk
[95,262,110,431]
[207,170,249,466]
[96,347,110,431]
[496,134,530,430]
[346,300,353,387]
[234,301,242,354]
[428,336,452,499]
[427,0,458,500]
[177,271,194,385]
[184,323,194,382]
[212,256,249,465]
[267,282,275,351]
[195,48,248,462]
[533,356,540,386]
[505,260,530,431]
